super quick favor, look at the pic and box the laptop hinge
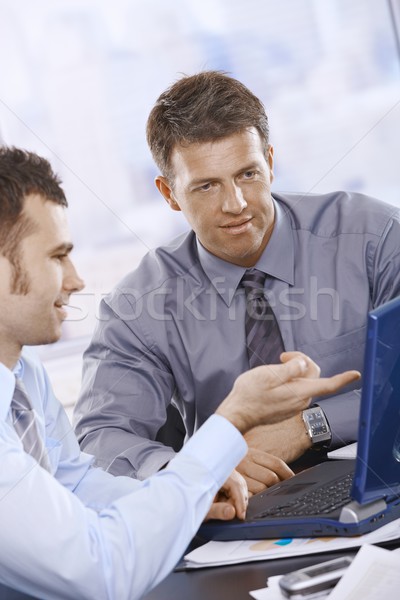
[339,498,387,524]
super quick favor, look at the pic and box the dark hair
[146,70,270,182]
[0,146,67,292]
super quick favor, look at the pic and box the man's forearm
[244,415,312,464]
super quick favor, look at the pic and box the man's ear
[155,176,181,212]
[267,145,274,183]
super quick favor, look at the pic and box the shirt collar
[255,197,295,285]
[196,197,294,306]
[0,360,22,420]
[196,240,245,307]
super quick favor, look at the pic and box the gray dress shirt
[74,191,400,479]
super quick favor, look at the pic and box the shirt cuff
[178,414,247,489]
[314,389,361,448]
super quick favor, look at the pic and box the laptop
[200,296,400,541]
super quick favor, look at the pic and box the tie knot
[241,269,267,298]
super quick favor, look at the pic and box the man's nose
[222,183,247,214]
[64,260,85,293]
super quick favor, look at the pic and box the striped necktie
[11,377,51,471]
[241,268,285,368]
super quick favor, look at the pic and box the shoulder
[274,191,400,238]
[111,230,201,299]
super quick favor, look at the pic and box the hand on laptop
[204,469,249,521]
[236,449,294,495]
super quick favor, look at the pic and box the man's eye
[198,182,212,192]
[243,171,255,179]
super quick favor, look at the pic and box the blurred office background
[0,0,399,415]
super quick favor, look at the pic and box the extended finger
[299,370,360,395]
[271,368,360,402]
[312,370,361,394]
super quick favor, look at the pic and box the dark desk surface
[142,550,355,600]
[143,540,400,600]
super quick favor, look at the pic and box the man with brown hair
[75,71,400,495]
[0,146,360,598]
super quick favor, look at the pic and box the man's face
[156,127,275,267]
[0,194,84,360]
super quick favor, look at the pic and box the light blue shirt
[0,348,246,600]
[74,191,400,478]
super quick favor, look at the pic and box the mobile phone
[278,556,353,598]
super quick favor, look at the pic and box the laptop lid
[352,295,400,504]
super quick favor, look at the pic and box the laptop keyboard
[254,472,354,519]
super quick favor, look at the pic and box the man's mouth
[220,217,252,235]
[54,300,69,319]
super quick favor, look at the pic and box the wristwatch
[302,406,332,448]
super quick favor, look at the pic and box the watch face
[304,408,331,445]
[308,412,328,436]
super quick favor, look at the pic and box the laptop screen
[353,296,400,504]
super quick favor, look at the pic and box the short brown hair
[0,147,67,292]
[146,71,269,182]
